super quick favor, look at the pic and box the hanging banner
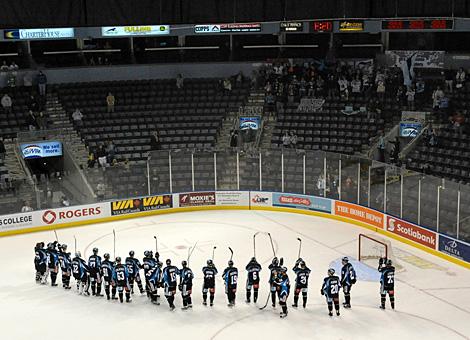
[101,25,170,37]
[4,28,75,40]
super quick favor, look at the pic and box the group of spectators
[87,141,116,169]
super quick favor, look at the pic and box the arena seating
[0,88,33,138]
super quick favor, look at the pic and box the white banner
[250,192,273,207]
[386,50,445,69]
[102,25,170,37]
[297,98,325,113]
[216,191,250,206]
[4,28,75,40]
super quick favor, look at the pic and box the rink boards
[1,190,469,269]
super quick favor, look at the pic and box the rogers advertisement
[179,192,216,207]
[386,216,437,249]
[41,205,106,225]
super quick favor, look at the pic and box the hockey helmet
[166,259,171,266]
[47,242,54,249]
[93,247,99,254]
[228,260,234,267]
[144,250,150,257]
[342,256,349,263]
[75,251,81,258]
[386,259,393,266]
[129,250,135,257]
[300,260,306,268]
[251,257,257,262]
[61,244,67,250]
[328,268,335,276]
[182,260,188,267]
[40,242,45,248]
[115,257,121,263]
[104,253,110,260]
[157,261,163,267]
[272,257,279,265]
[207,259,213,266]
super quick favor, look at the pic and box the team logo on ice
[42,210,57,224]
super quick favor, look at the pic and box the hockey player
[88,247,103,296]
[101,253,116,300]
[340,256,356,308]
[162,259,179,310]
[274,267,290,318]
[142,250,157,296]
[146,261,163,305]
[222,260,238,307]
[125,250,144,294]
[321,268,341,316]
[113,257,131,303]
[179,260,194,310]
[34,242,47,284]
[245,257,261,303]
[292,258,311,308]
[202,259,218,306]
[268,257,281,307]
[45,242,60,286]
[58,244,72,289]
[378,258,395,310]
[72,251,90,295]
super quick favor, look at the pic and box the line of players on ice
[34,241,396,318]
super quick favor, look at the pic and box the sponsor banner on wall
[216,191,249,206]
[179,192,216,207]
[194,23,261,34]
[386,216,436,249]
[335,201,384,229]
[250,192,273,207]
[20,141,63,159]
[111,198,142,216]
[386,50,445,68]
[239,116,261,130]
[101,25,170,37]
[0,212,34,231]
[141,195,172,211]
[439,235,470,263]
[41,203,109,226]
[273,193,331,213]
[339,20,364,32]
[4,28,75,40]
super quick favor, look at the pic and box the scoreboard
[382,19,454,31]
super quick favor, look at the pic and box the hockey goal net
[358,234,393,267]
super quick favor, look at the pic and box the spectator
[377,131,385,163]
[60,195,70,207]
[37,70,47,96]
[350,76,362,98]
[396,85,406,106]
[8,62,18,87]
[26,110,38,131]
[389,137,400,164]
[338,76,349,100]
[106,92,115,113]
[236,71,244,87]
[406,85,416,110]
[72,108,84,130]
[289,131,298,149]
[107,140,116,163]
[176,73,184,89]
[36,111,48,130]
[223,78,232,93]
[21,201,34,212]
[1,93,12,114]
[87,150,96,168]
[432,86,444,109]
[327,74,337,98]
[376,80,386,102]
[451,112,465,138]
[282,131,290,148]
[229,130,239,148]
[316,174,325,196]
[444,69,454,93]
[0,137,5,160]
[0,61,8,87]
[23,72,33,88]
[415,77,425,105]
[150,168,160,193]
[96,182,106,201]
[96,144,107,168]
[456,67,466,91]
[427,128,438,147]
[150,131,160,150]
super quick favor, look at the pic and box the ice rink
[1,210,469,340]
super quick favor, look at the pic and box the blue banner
[272,193,331,213]
[239,116,260,130]
[438,235,470,263]
[20,141,63,159]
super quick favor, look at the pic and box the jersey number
[117,272,125,281]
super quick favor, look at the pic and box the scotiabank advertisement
[386,216,437,249]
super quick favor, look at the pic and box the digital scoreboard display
[382,19,454,31]
[280,22,303,32]
[312,21,333,33]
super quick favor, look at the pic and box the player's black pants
[293,286,308,307]
[129,274,144,294]
[61,268,71,288]
[117,283,131,303]
[246,282,259,302]
[165,286,177,308]
[326,294,340,315]
[278,292,288,315]
[270,283,277,306]
[381,287,395,309]
[182,284,192,307]
[35,263,46,283]
[103,279,113,299]
[342,284,352,305]
[226,286,236,305]
[203,285,215,305]
[89,271,102,296]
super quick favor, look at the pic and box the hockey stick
[297,237,302,259]
[53,230,59,243]
[154,235,158,253]
[212,246,217,261]
[113,229,116,259]
[267,233,276,257]
[228,247,234,261]
[73,235,77,254]
[253,232,260,257]
[259,292,271,310]
[187,241,198,265]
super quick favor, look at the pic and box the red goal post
[358,233,388,262]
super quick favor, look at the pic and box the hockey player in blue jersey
[72,251,90,295]
[163,259,180,310]
[101,253,115,300]
[222,260,238,307]
[125,250,144,294]
[113,257,132,303]
[340,257,356,308]
[202,259,218,306]
[274,267,290,318]
[34,242,47,284]
[245,257,261,303]
[146,261,163,305]
[292,258,311,308]
[45,242,60,286]
[378,257,395,310]
[321,268,341,316]
[88,247,103,296]
[58,244,72,289]
[179,260,194,310]
[268,257,281,307]
[142,250,157,297]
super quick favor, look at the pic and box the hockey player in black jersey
[34,242,47,284]
[125,250,144,294]
[101,253,115,300]
[142,250,157,296]
[245,257,261,303]
[146,261,163,305]
[268,257,281,307]
[88,247,103,296]
[292,258,311,308]
[58,244,72,289]
[113,257,131,303]
[274,267,290,318]
[72,251,90,295]
[340,257,356,308]
[321,268,341,316]
[163,259,180,310]
[202,259,218,306]
[378,258,395,310]
[222,260,238,307]
[179,260,194,310]
[45,242,59,286]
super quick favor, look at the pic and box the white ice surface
[1,210,469,340]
